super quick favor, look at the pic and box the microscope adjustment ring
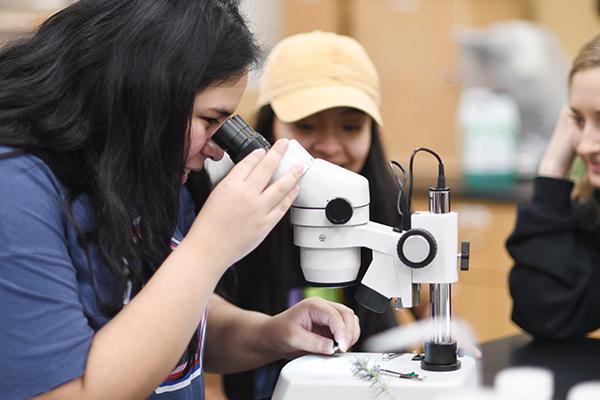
[396,228,437,269]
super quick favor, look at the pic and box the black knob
[397,229,437,269]
[325,198,353,225]
[460,241,470,271]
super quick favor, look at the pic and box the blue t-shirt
[0,147,206,399]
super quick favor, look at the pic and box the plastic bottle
[458,86,519,190]
[567,381,600,400]
[494,366,553,400]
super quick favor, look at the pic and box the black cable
[406,147,447,228]
[388,160,408,230]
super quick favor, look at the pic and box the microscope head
[291,158,370,287]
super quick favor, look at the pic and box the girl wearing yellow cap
[216,31,424,400]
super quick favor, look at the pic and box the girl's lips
[186,167,204,173]
[182,165,204,180]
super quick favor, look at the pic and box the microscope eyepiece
[213,115,272,163]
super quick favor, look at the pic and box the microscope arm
[293,222,414,312]
[293,214,459,315]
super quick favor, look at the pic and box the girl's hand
[187,139,303,268]
[538,105,577,179]
[260,297,361,359]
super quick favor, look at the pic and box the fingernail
[275,138,289,148]
[337,337,347,352]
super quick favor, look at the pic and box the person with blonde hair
[508,34,600,339]
[212,31,424,400]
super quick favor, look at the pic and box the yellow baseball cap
[257,31,383,126]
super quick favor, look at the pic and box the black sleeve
[507,177,600,339]
[351,301,398,351]
[344,249,398,352]
[215,264,243,305]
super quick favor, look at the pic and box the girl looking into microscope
[211,31,427,400]
[508,34,600,339]
[0,2,361,399]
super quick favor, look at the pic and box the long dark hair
[218,105,400,316]
[0,0,259,313]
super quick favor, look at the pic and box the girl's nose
[576,125,600,156]
[313,130,342,155]
[203,139,225,161]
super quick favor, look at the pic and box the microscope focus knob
[325,198,353,225]
[397,229,437,269]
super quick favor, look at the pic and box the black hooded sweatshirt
[507,176,600,339]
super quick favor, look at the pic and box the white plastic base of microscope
[272,352,477,400]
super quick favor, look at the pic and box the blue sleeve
[0,154,94,399]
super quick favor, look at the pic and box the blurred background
[3,1,598,397]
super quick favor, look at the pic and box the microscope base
[272,352,477,400]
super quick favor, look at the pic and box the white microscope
[214,116,476,399]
